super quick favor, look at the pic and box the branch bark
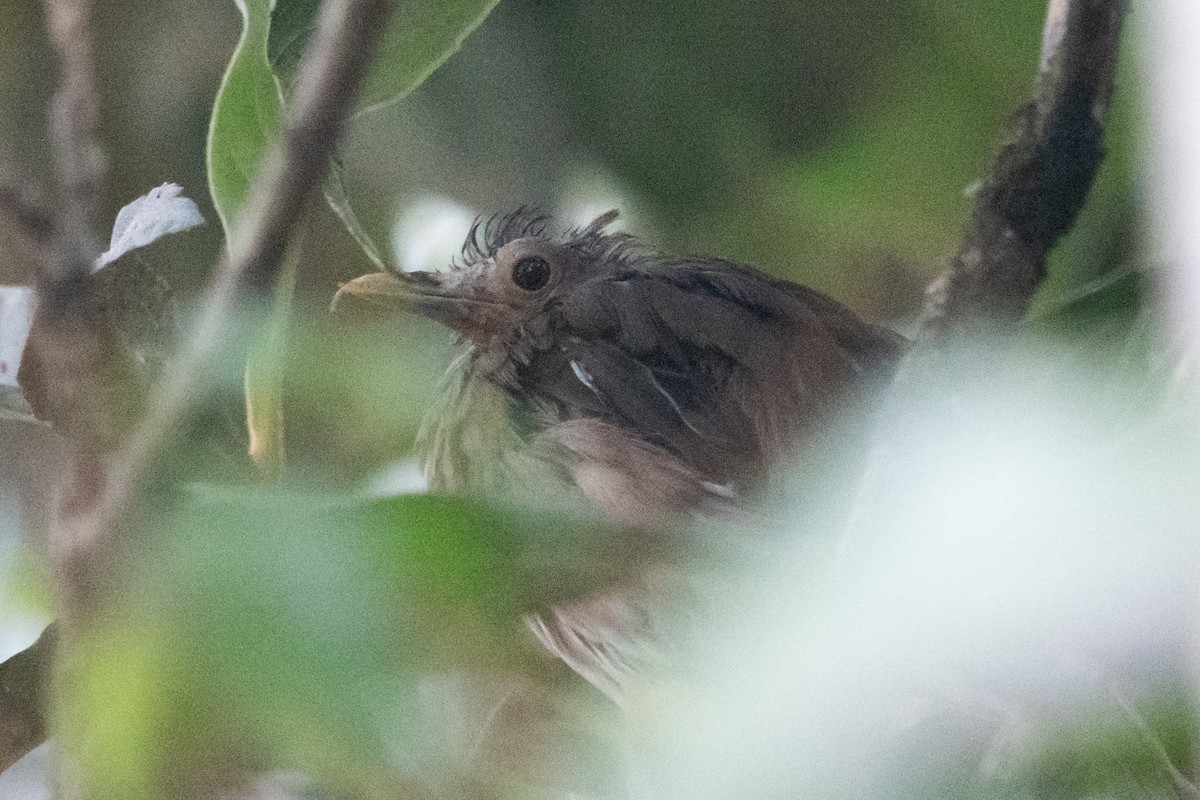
[22,0,116,449]
[40,0,103,298]
[873,0,1128,422]
[843,0,1129,561]
[0,625,56,774]
[915,0,1128,346]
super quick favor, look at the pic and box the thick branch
[40,0,103,300]
[918,0,1127,344]
[0,625,56,774]
[0,186,53,253]
[23,1,153,459]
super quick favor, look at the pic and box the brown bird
[337,209,902,699]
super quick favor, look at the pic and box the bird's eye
[511,256,552,291]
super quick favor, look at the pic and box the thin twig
[0,625,56,774]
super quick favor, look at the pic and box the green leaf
[1027,266,1153,368]
[58,487,540,798]
[208,1,291,474]
[270,0,500,114]
[265,0,318,94]
[1026,267,1175,413]
[356,0,501,115]
[207,0,285,239]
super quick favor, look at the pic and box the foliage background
[0,0,1141,485]
[0,1,1164,798]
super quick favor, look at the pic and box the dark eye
[511,256,552,292]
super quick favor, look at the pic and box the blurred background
[0,0,1142,487]
[0,1,1174,798]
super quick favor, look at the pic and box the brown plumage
[337,209,903,698]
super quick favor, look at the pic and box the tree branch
[21,0,130,453]
[843,0,1129,562]
[0,625,56,774]
[916,0,1127,345]
[879,0,1129,412]
[0,186,53,255]
[40,0,103,299]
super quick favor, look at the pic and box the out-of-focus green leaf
[207,0,285,238]
[356,0,501,115]
[1027,267,1158,373]
[269,0,501,115]
[60,493,398,799]
[243,254,295,478]
[59,487,616,797]
[1029,695,1198,799]
[1026,267,1175,413]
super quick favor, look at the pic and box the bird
[335,209,904,700]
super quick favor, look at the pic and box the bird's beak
[332,270,486,333]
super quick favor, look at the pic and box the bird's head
[334,209,634,348]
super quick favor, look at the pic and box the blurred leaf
[58,487,561,797]
[1023,695,1198,799]
[355,0,501,115]
[265,0,317,91]
[207,0,285,239]
[269,0,501,115]
[57,482,655,795]
[362,492,661,616]
[244,256,295,478]
[1026,267,1164,391]
[95,184,205,270]
[269,0,500,272]
[0,286,35,420]
[0,536,53,622]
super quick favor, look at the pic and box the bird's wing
[514,263,902,703]
[520,261,901,482]
[525,595,654,706]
